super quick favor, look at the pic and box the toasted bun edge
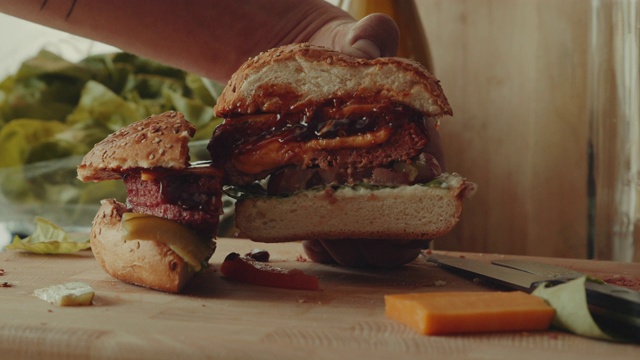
[214,43,452,118]
[89,198,195,293]
[234,183,466,243]
[78,111,195,182]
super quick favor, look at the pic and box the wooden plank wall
[415,0,591,258]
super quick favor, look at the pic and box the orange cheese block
[384,291,555,335]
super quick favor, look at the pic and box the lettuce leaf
[0,50,222,236]
[225,173,465,200]
[0,118,69,168]
[6,217,90,254]
[532,276,620,341]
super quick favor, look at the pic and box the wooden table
[1,238,638,359]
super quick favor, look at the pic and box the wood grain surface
[416,0,595,259]
[1,238,638,359]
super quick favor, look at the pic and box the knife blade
[425,253,640,340]
[491,259,584,280]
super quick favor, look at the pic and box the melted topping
[211,99,426,175]
[233,127,392,174]
[139,161,222,180]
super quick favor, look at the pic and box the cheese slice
[34,281,95,306]
[384,291,554,335]
[121,212,214,272]
[232,127,392,175]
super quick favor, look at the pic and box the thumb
[310,13,399,59]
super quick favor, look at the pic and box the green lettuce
[6,217,90,254]
[532,276,624,341]
[0,50,222,238]
[225,173,464,200]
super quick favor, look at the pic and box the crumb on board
[0,268,5,276]
[1,281,12,288]
[434,280,447,287]
[295,253,309,262]
[34,282,94,306]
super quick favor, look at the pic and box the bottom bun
[90,199,196,293]
[235,181,468,243]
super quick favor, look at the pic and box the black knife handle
[584,280,640,341]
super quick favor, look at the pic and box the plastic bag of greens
[0,50,223,248]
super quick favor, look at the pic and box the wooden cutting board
[0,238,638,359]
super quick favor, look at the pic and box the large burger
[208,43,475,248]
[77,111,223,293]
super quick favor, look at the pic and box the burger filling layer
[123,165,223,240]
[210,99,441,188]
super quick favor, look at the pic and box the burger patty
[308,120,427,171]
[123,171,223,240]
[266,151,442,195]
[210,100,433,185]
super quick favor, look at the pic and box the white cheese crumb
[34,281,94,306]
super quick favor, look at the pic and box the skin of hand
[0,0,399,83]
[303,239,429,268]
[0,0,438,267]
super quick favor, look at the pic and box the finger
[357,240,428,268]
[303,239,429,268]
[318,239,368,267]
[341,13,400,58]
[302,240,335,264]
[309,13,399,59]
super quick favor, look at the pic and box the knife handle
[583,280,640,341]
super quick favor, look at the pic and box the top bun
[214,43,452,118]
[77,111,195,182]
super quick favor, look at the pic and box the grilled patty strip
[210,101,432,185]
[124,171,223,240]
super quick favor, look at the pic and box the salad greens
[224,173,466,200]
[533,276,621,341]
[0,50,223,242]
[6,217,90,254]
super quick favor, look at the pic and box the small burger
[77,111,223,293]
[208,43,475,245]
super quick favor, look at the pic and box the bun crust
[214,43,452,118]
[77,111,195,182]
[90,199,196,293]
[234,183,466,243]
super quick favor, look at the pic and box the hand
[299,117,444,269]
[308,13,400,59]
[0,1,400,82]
[303,239,430,268]
[300,13,441,269]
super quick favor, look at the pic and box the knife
[425,253,640,340]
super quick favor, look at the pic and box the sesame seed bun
[77,111,220,292]
[77,111,195,182]
[214,43,452,118]
[90,199,196,293]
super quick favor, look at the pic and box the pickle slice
[121,213,215,271]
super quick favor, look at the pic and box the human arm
[0,0,398,83]
[0,1,431,268]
